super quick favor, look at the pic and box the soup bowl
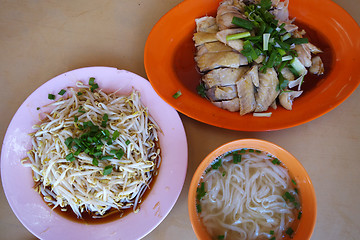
[188,139,316,240]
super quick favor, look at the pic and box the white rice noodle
[199,151,298,239]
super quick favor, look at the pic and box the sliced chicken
[279,90,303,110]
[281,67,295,82]
[216,1,247,30]
[195,16,219,33]
[294,44,312,68]
[197,42,233,56]
[212,98,240,112]
[309,56,324,75]
[195,51,248,72]
[236,65,258,115]
[255,67,280,112]
[206,85,238,101]
[307,43,323,54]
[270,0,289,22]
[216,28,246,51]
[193,32,218,47]
[202,67,249,88]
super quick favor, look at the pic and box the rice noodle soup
[22,78,161,223]
[196,149,301,239]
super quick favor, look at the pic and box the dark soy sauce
[291,21,334,94]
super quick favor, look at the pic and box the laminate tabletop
[0,0,359,239]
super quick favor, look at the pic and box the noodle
[22,79,161,219]
[197,149,300,239]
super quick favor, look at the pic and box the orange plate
[188,139,316,240]
[144,0,360,131]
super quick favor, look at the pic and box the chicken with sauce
[193,0,324,115]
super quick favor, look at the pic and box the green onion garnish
[263,33,271,51]
[211,158,222,169]
[125,140,131,145]
[298,211,302,219]
[222,171,226,177]
[112,130,120,140]
[196,203,202,213]
[285,227,294,236]
[172,90,182,99]
[103,165,113,175]
[232,16,254,30]
[58,89,66,95]
[65,153,75,162]
[270,230,274,235]
[272,158,281,165]
[292,179,297,185]
[36,107,40,110]
[77,92,83,96]
[233,153,242,163]
[196,82,206,98]
[48,94,55,100]
[226,31,251,41]
[217,235,225,240]
[92,158,99,166]
[196,182,206,200]
[89,77,95,85]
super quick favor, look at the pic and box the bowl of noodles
[188,139,316,240]
[1,67,188,239]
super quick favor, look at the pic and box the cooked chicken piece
[255,67,280,112]
[202,67,249,88]
[270,0,289,22]
[279,90,303,110]
[280,22,298,33]
[307,43,323,54]
[206,85,238,101]
[193,32,218,47]
[212,98,240,112]
[195,51,248,72]
[254,55,265,64]
[195,16,219,33]
[270,100,277,109]
[197,42,233,56]
[236,66,258,115]
[294,44,312,68]
[217,12,247,30]
[216,28,246,51]
[219,0,246,12]
[281,67,295,81]
[309,56,324,75]
[247,64,259,87]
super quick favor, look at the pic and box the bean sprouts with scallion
[22,79,161,219]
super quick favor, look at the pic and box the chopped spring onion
[281,32,292,41]
[217,235,225,240]
[125,139,131,145]
[263,33,271,51]
[286,227,294,236]
[233,153,242,163]
[290,57,307,76]
[58,89,66,95]
[212,158,222,169]
[282,55,293,61]
[196,83,206,98]
[196,182,206,200]
[226,31,251,41]
[270,230,274,235]
[285,37,309,45]
[172,90,182,99]
[253,112,272,117]
[272,158,281,165]
[196,203,202,213]
[298,211,302,219]
[48,94,55,100]
[103,165,113,175]
[231,16,254,30]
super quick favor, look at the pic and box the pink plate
[1,67,188,240]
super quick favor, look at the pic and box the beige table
[0,0,359,239]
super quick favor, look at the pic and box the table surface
[0,0,359,239]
